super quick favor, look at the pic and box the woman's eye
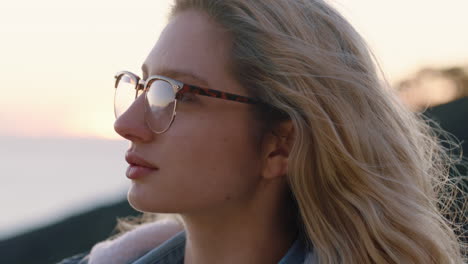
[177,92,194,102]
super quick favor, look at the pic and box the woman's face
[114,10,265,214]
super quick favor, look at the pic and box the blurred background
[0,0,466,263]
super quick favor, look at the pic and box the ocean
[0,136,130,240]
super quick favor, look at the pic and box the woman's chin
[127,186,178,213]
[127,187,154,212]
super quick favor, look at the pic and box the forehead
[143,10,235,90]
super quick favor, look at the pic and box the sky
[1,0,467,140]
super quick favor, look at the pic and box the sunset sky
[1,0,467,139]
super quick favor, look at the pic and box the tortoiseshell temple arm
[177,84,261,104]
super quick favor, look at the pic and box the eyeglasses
[114,71,261,134]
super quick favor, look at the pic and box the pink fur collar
[87,220,315,263]
[88,220,183,264]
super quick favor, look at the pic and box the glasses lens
[115,74,138,118]
[145,79,176,133]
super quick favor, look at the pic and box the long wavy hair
[168,0,467,263]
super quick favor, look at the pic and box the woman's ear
[261,120,295,180]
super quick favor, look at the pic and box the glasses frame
[114,71,262,134]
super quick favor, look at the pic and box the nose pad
[137,88,144,98]
[114,92,153,141]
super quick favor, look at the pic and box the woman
[60,0,466,263]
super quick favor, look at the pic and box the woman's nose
[114,94,154,143]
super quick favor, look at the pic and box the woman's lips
[125,152,158,179]
[126,165,157,179]
[125,152,159,169]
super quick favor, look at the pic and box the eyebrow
[141,63,209,87]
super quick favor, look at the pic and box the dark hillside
[0,200,139,264]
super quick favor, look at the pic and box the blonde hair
[170,0,467,263]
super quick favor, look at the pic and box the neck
[180,179,298,264]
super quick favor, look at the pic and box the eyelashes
[176,92,196,102]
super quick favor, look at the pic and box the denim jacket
[58,231,312,264]
[132,231,310,264]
